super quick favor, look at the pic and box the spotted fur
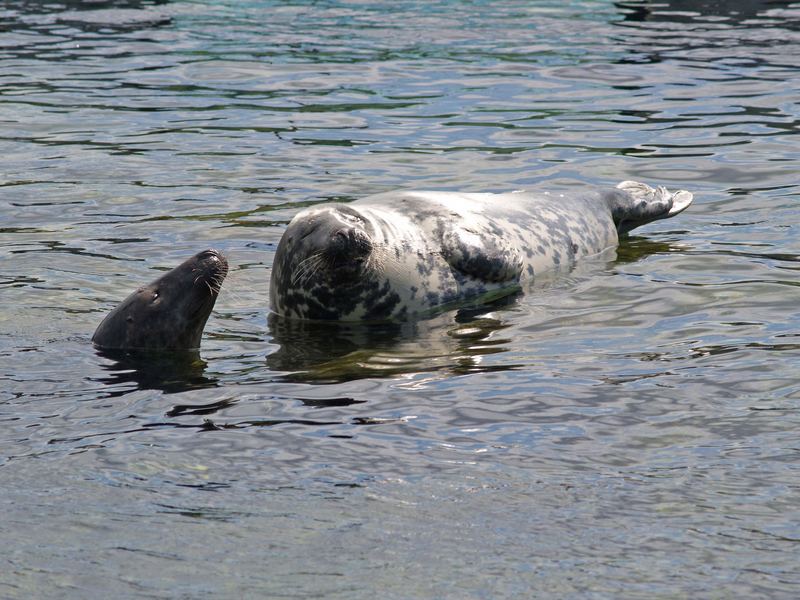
[269,182,692,321]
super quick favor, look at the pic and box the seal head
[270,205,396,320]
[92,249,228,351]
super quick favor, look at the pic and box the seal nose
[196,249,229,277]
[198,249,223,262]
[329,228,372,260]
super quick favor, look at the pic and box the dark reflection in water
[166,394,364,417]
[615,236,686,264]
[613,0,800,69]
[7,0,168,13]
[1,0,171,41]
[92,347,218,395]
[267,294,523,383]
[616,0,797,23]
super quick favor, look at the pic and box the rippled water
[3,0,800,597]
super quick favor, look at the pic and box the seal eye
[152,291,159,303]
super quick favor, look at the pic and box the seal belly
[362,190,619,283]
[504,194,619,278]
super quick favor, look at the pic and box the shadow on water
[266,294,524,384]
[92,347,218,396]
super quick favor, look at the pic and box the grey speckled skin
[270,181,693,322]
[93,249,228,350]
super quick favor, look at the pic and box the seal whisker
[292,253,319,283]
[365,247,388,277]
[209,275,224,294]
[212,275,227,295]
[292,252,325,286]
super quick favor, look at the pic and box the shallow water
[3,0,800,597]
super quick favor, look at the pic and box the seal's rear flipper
[610,180,694,236]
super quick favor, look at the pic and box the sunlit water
[2,0,800,597]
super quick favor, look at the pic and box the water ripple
[3,1,800,597]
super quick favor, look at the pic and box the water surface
[2,0,800,597]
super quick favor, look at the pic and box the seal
[93,249,228,351]
[269,181,693,322]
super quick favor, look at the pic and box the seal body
[93,249,228,350]
[270,181,692,322]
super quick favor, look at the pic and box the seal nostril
[199,249,227,263]
[197,250,229,276]
[330,229,352,256]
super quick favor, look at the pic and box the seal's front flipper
[440,226,523,283]
[607,181,694,236]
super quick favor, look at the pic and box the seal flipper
[440,225,523,283]
[606,181,693,236]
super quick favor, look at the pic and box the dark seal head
[92,249,228,351]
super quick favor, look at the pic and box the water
[2,0,800,597]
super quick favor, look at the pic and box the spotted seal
[269,181,692,321]
[93,249,228,350]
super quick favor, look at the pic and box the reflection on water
[265,239,681,383]
[92,347,218,395]
[614,236,687,264]
[617,0,798,23]
[3,0,171,35]
[266,298,521,383]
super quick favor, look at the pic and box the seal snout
[199,248,223,261]
[191,249,229,300]
[328,227,373,263]
[197,248,227,266]
[196,248,229,278]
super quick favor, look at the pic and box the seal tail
[610,180,693,236]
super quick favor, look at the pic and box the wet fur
[93,249,228,350]
[270,182,692,322]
